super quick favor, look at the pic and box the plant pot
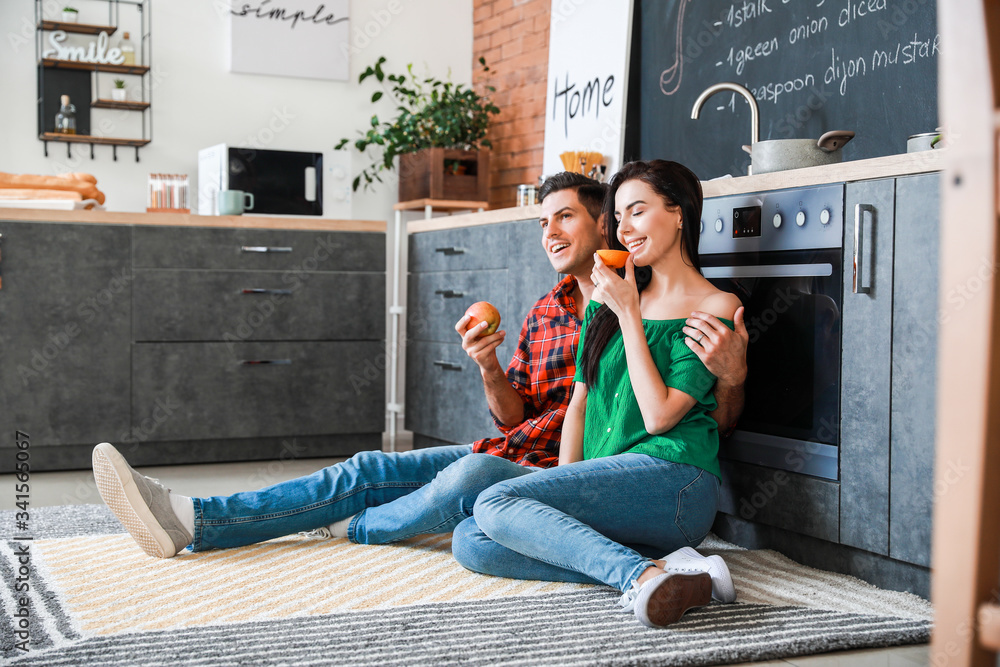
[399,148,490,203]
[111,88,127,102]
[61,10,78,22]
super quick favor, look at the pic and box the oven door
[702,248,842,480]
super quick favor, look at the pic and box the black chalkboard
[632,0,938,180]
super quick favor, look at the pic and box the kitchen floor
[1,433,930,666]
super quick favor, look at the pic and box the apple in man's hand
[464,301,501,337]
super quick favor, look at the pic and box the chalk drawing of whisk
[660,0,692,96]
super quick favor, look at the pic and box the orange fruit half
[596,249,631,269]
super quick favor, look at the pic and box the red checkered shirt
[472,275,581,468]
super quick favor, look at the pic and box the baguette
[0,172,105,205]
[57,172,98,184]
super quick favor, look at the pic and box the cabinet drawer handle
[241,246,293,253]
[241,288,293,295]
[433,360,462,371]
[240,359,292,365]
[853,204,875,294]
[434,289,464,298]
[435,247,467,256]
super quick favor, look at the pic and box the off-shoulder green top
[573,300,733,478]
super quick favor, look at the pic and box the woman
[451,160,741,628]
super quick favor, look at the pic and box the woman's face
[613,179,684,268]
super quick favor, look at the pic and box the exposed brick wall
[473,0,549,210]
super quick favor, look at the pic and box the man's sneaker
[618,572,712,628]
[298,527,333,540]
[661,546,737,603]
[92,443,192,558]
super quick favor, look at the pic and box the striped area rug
[1,505,932,666]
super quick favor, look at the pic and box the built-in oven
[699,184,844,480]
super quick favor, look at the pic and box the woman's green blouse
[573,300,733,478]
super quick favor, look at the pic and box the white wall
[0,0,473,223]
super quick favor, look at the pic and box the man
[93,172,748,560]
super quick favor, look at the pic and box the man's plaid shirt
[472,275,581,468]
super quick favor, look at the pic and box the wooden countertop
[408,151,944,233]
[0,208,386,232]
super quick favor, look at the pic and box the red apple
[596,249,630,269]
[464,301,501,337]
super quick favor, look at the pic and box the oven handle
[702,263,834,279]
[853,204,875,294]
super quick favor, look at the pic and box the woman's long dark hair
[580,160,704,387]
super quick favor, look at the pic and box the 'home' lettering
[552,72,615,138]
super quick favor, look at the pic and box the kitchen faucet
[691,82,760,175]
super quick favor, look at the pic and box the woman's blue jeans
[451,454,719,592]
[190,445,533,551]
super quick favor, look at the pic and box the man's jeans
[451,454,720,592]
[190,445,534,551]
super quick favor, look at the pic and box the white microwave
[197,144,352,218]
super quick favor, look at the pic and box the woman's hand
[592,253,640,321]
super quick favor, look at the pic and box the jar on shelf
[55,95,77,134]
[118,32,136,65]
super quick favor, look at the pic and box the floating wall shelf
[38,20,117,36]
[40,57,150,76]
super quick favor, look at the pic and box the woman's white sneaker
[618,572,713,628]
[661,547,737,603]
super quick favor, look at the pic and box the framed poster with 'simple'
[229,1,350,81]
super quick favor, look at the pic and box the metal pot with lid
[742,131,856,175]
[691,82,856,175]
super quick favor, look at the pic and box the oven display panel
[732,206,761,238]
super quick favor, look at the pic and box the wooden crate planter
[398,148,490,202]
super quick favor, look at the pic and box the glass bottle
[54,95,76,135]
[118,31,136,66]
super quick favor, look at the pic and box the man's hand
[683,307,748,387]
[455,314,506,375]
[455,314,523,427]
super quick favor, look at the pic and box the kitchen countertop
[408,151,944,233]
[0,208,386,232]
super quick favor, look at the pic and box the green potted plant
[111,78,127,102]
[61,6,79,22]
[335,56,500,202]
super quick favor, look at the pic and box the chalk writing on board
[639,0,938,177]
[659,0,692,95]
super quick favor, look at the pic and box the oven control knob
[820,208,831,225]
[795,211,806,227]
[773,213,782,229]
[715,218,724,233]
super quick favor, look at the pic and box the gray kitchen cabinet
[0,221,131,463]
[132,226,384,272]
[840,179,896,555]
[840,174,940,566]
[131,225,386,460]
[0,219,385,471]
[889,173,941,567]
[132,341,385,441]
[132,270,383,342]
[406,219,558,448]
